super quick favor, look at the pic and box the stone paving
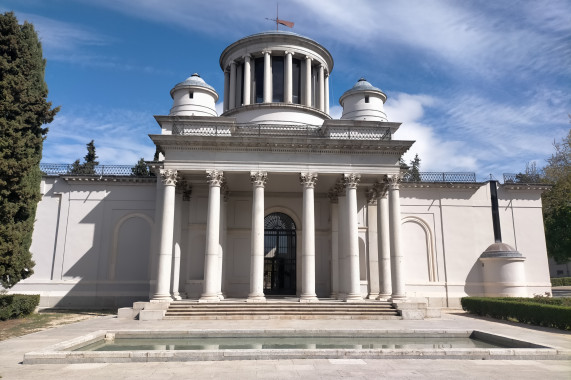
[0,310,569,379]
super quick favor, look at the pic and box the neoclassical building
[12,31,552,310]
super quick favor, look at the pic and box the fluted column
[284,51,293,104]
[318,65,325,112]
[325,73,330,114]
[243,55,251,106]
[300,172,319,302]
[200,170,224,302]
[152,169,177,300]
[229,61,237,109]
[223,69,230,112]
[263,50,272,103]
[344,173,362,302]
[329,190,339,299]
[171,179,185,300]
[377,183,392,299]
[304,56,312,107]
[387,175,405,300]
[248,171,267,302]
[366,188,380,299]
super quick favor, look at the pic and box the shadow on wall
[43,179,154,309]
[464,258,484,297]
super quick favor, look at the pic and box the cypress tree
[0,12,59,288]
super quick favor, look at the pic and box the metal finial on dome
[191,73,200,77]
[358,77,367,82]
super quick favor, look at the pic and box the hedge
[551,277,571,287]
[0,294,40,320]
[461,297,571,330]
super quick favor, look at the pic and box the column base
[389,295,406,302]
[299,294,319,302]
[344,293,363,302]
[199,294,221,303]
[367,293,380,300]
[218,293,225,300]
[151,294,173,301]
[172,293,182,301]
[376,294,391,301]
[246,295,266,303]
[330,292,338,299]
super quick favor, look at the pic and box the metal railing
[171,123,392,140]
[503,173,544,184]
[40,163,149,177]
[401,172,477,183]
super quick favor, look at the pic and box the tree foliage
[401,154,421,181]
[0,12,59,288]
[515,130,570,263]
[541,130,570,264]
[68,140,98,175]
[131,158,151,177]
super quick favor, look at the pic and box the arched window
[264,212,296,295]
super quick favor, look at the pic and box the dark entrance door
[264,212,296,295]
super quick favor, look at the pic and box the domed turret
[169,73,218,116]
[339,78,387,121]
[219,31,334,125]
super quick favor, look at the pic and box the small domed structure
[339,78,388,121]
[169,73,218,116]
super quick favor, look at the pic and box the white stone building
[12,31,552,309]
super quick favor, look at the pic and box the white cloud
[386,93,478,172]
[42,108,157,165]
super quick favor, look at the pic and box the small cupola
[339,78,388,121]
[169,73,219,116]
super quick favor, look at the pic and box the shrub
[0,294,40,320]
[551,277,571,287]
[461,297,571,330]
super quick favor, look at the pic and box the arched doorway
[264,212,296,295]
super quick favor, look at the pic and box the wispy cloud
[42,107,157,165]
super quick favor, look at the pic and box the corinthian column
[248,171,267,302]
[328,190,339,299]
[387,175,405,300]
[377,183,392,299]
[223,69,229,112]
[171,179,185,300]
[300,172,319,302]
[366,188,380,299]
[152,169,177,300]
[318,65,325,112]
[200,170,224,302]
[344,173,363,302]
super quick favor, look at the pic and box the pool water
[77,336,504,351]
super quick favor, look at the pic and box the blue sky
[3,0,570,180]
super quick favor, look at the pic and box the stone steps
[164,300,401,320]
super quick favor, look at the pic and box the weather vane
[266,4,294,31]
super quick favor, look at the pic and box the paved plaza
[0,310,569,379]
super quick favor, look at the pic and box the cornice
[501,184,552,191]
[400,182,482,190]
[149,134,414,156]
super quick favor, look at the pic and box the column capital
[367,188,378,205]
[243,54,251,60]
[206,170,224,187]
[374,182,388,198]
[230,60,236,66]
[160,169,178,186]
[385,174,401,190]
[343,173,361,189]
[250,171,267,187]
[305,55,312,61]
[300,172,318,188]
[284,50,294,56]
[221,182,230,202]
[328,189,339,204]
[262,49,272,55]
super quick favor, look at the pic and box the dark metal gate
[264,212,296,295]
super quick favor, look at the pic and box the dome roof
[341,78,383,97]
[173,73,215,91]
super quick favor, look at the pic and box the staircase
[164,299,401,320]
